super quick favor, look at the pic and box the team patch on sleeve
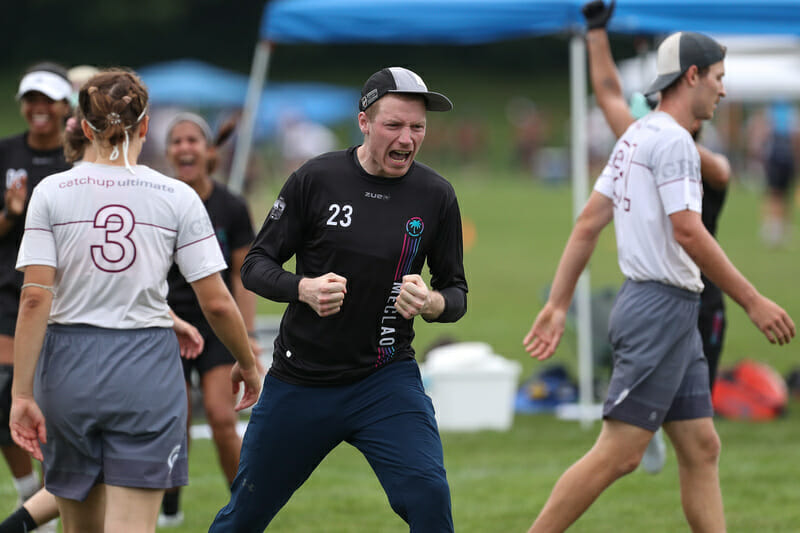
[269,196,286,220]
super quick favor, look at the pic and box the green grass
[3,176,800,532]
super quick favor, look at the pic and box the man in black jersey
[210,67,467,532]
[0,62,71,513]
[581,0,731,475]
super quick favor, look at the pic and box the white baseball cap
[17,69,72,102]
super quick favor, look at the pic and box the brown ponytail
[63,111,89,163]
[79,69,148,148]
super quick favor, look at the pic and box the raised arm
[583,0,635,138]
[0,176,28,238]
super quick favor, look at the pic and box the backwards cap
[359,67,452,112]
[645,32,725,96]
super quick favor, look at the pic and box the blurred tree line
[2,0,265,72]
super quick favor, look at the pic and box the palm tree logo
[406,217,424,237]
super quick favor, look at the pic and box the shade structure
[231,0,800,426]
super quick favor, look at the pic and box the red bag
[711,360,788,421]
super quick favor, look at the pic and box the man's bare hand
[299,273,347,317]
[523,303,567,361]
[747,295,795,345]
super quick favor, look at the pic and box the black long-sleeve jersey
[167,180,255,326]
[0,133,69,304]
[243,146,468,386]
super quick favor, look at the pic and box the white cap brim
[17,71,72,102]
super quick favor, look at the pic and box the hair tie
[107,112,122,125]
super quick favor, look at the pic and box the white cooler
[420,342,522,432]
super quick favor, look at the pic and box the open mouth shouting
[389,150,412,164]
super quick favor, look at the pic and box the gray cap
[645,32,726,96]
[644,31,725,95]
[359,67,452,112]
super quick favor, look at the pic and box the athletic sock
[0,506,38,533]
[162,489,181,516]
[12,473,40,502]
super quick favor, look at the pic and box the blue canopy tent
[233,0,800,425]
[138,59,358,140]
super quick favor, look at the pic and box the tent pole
[229,40,272,195]
[570,33,595,429]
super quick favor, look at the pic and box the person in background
[67,65,99,109]
[10,68,260,533]
[524,30,794,532]
[209,66,468,532]
[581,0,732,474]
[158,112,262,527]
[760,99,799,247]
[278,111,337,173]
[0,62,72,524]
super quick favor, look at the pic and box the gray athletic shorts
[604,279,712,432]
[35,324,188,501]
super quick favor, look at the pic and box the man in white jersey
[523,31,794,532]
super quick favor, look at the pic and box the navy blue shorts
[209,359,454,532]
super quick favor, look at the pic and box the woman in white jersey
[8,69,261,533]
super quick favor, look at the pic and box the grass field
[2,148,800,530]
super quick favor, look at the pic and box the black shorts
[765,141,795,193]
[0,365,12,446]
[181,324,236,381]
[0,291,19,337]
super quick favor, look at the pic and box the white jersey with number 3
[594,111,703,292]
[16,163,226,328]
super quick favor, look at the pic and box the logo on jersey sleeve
[269,196,286,220]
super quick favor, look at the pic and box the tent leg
[570,33,596,429]
[229,40,272,195]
